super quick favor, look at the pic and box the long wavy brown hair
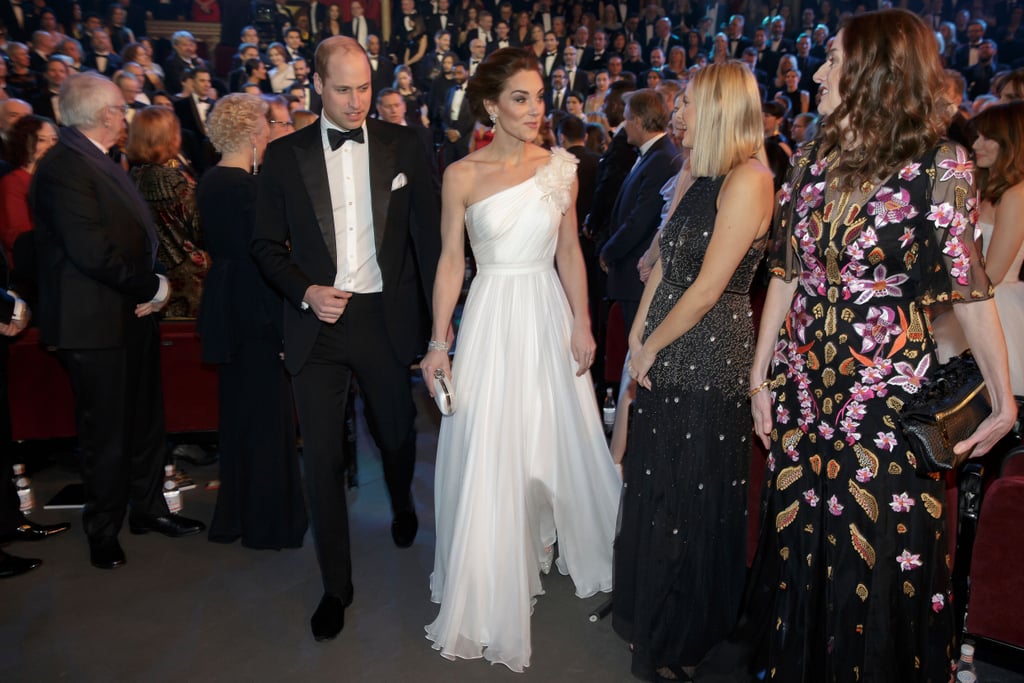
[818,10,949,190]
[971,101,1024,204]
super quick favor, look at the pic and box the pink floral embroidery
[897,549,924,571]
[849,265,910,305]
[818,422,835,439]
[803,489,820,507]
[890,355,931,394]
[797,181,826,213]
[867,187,919,228]
[898,226,915,248]
[874,431,898,452]
[899,162,922,181]
[827,495,844,516]
[932,593,945,612]
[856,467,874,483]
[927,202,956,228]
[937,145,974,184]
[890,492,917,512]
[852,306,900,353]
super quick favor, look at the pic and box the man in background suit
[600,89,679,333]
[441,61,473,168]
[366,34,393,100]
[162,30,208,96]
[173,67,216,173]
[1,0,38,42]
[343,1,378,49]
[83,29,122,77]
[32,73,205,571]
[29,56,67,124]
[376,87,434,166]
[0,236,71,579]
[252,36,441,643]
[288,57,322,113]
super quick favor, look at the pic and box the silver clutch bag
[433,369,456,416]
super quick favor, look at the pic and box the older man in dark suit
[600,89,679,333]
[31,72,205,571]
[252,36,441,643]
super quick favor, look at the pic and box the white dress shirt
[320,116,383,293]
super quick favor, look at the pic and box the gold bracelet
[748,379,771,398]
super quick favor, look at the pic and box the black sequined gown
[614,175,766,679]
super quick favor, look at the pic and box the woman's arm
[631,161,775,389]
[750,276,799,446]
[420,162,469,391]
[951,298,1018,456]
[982,186,1024,284]
[554,176,597,377]
[800,90,810,114]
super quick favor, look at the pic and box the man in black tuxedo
[583,29,609,72]
[793,33,821,100]
[83,29,122,77]
[963,40,1008,100]
[425,0,455,43]
[162,30,209,96]
[173,67,217,173]
[376,87,434,164]
[645,18,682,61]
[252,36,441,642]
[0,237,71,579]
[600,89,679,333]
[725,14,752,58]
[561,45,589,97]
[540,31,563,78]
[288,57,321,113]
[1,0,38,42]
[343,0,378,49]
[953,19,987,70]
[365,34,394,100]
[762,16,794,76]
[29,56,67,124]
[32,73,205,571]
[585,81,637,248]
[441,61,473,168]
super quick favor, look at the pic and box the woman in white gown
[932,101,1024,394]
[419,48,621,672]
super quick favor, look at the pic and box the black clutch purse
[897,352,991,474]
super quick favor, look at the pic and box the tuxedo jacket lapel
[367,120,395,253]
[293,126,337,266]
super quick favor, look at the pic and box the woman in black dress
[615,62,775,682]
[197,94,308,549]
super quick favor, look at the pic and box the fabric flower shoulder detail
[535,148,579,215]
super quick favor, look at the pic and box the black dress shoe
[89,537,126,569]
[129,514,206,537]
[391,509,418,548]
[0,519,71,543]
[0,549,42,578]
[310,593,345,641]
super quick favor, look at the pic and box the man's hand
[304,285,353,324]
[446,129,461,143]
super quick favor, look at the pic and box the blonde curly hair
[206,93,268,155]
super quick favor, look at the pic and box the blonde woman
[197,94,307,549]
[613,61,774,682]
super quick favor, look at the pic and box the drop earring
[489,112,498,125]
[252,144,259,175]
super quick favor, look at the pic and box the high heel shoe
[539,545,553,574]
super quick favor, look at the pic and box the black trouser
[58,316,169,541]
[0,342,20,535]
[291,293,417,598]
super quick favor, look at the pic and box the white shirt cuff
[152,274,169,304]
[11,295,26,322]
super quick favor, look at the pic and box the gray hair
[59,72,120,129]
[172,30,196,46]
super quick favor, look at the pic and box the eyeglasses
[108,104,130,115]
[269,119,294,127]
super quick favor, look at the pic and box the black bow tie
[328,127,365,150]
[198,98,213,105]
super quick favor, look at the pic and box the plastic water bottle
[956,643,977,682]
[12,463,34,515]
[163,465,182,514]
[602,388,616,435]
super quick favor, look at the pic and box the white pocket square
[391,173,408,190]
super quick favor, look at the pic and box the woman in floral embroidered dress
[420,48,621,672]
[743,10,1016,681]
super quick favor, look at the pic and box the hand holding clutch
[433,369,456,416]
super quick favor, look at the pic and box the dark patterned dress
[131,163,208,318]
[614,175,767,679]
[751,141,992,681]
